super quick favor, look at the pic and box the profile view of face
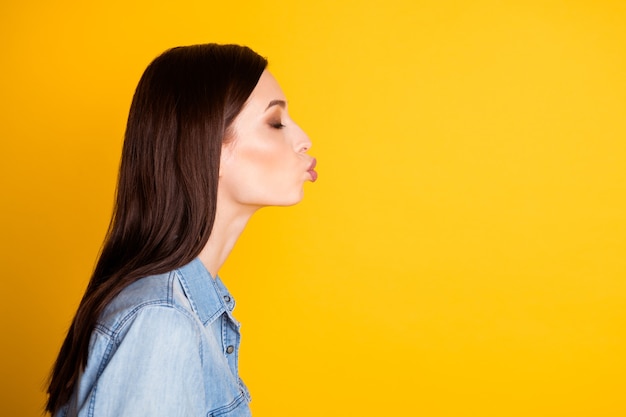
[219,70,316,210]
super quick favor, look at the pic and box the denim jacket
[57,258,251,417]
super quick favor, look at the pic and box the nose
[294,124,312,153]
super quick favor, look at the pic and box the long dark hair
[46,44,267,415]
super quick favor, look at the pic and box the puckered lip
[307,158,318,182]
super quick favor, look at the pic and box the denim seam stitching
[209,392,246,417]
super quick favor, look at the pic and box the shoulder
[81,305,208,417]
[96,271,196,339]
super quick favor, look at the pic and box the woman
[46,44,316,416]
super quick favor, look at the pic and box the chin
[273,189,305,207]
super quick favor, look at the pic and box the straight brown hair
[46,44,267,415]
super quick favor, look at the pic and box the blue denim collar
[175,257,239,327]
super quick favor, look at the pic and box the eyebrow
[265,99,287,111]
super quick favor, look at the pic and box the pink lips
[308,158,318,182]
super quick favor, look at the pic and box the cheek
[236,139,288,181]
[221,137,301,205]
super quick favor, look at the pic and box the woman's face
[219,70,315,211]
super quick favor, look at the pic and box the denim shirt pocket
[208,391,250,417]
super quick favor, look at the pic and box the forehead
[244,70,287,112]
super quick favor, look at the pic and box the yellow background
[2,1,625,416]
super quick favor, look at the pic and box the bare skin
[198,70,315,276]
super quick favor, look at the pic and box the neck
[198,194,257,278]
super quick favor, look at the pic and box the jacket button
[226,345,234,354]
[224,295,231,303]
